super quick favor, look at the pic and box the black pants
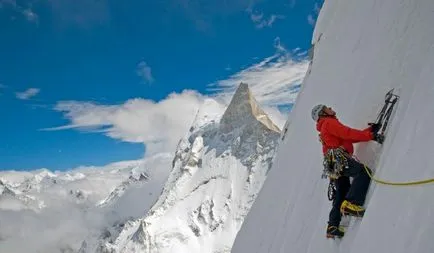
[342,157,372,206]
[328,157,372,226]
[328,176,350,226]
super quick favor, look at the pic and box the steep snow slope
[232,0,434,253]
[98,83,281,253]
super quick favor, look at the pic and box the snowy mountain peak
[93,82,281,253]
[33,169,57,183]
[220,82,280,133]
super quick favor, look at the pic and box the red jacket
[316,116,373,155]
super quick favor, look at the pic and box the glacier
[232,0,434,253]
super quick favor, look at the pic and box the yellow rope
[364,165,434,186]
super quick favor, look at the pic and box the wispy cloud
[246,7,284,29]
[42,91,206,155]
[23,8,38,22]
[307,1,323,26]
[15,88,40,100]
[136,61,154,84]
[0,156,171,252]
[208,37,309,127]
[314,2,321,14]
[44,38,309,154]
[209,38,309,108]
[2,0,111,27]
[307,14,315,26]
[0,0,38,22]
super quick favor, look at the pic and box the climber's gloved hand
[373,133,385,144]
[368,122,382,134]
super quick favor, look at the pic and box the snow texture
[96,83,281,253]
[232,0,434,253]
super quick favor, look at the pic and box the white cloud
[0,155,172,252]
[249,11,263,23]
[0,202,107,252]
[209,39,309,109]
[136,61,154,83]
[0,1,38,23]
[23,8,38,22]
[246,8,285,29]
[44,39,309,155]
[273,37,286,52]
[42,90,206,155]
[314,2,321,14]
[307,14,315,26]
[15,88,40,100]
[308,2,322,26]
[207,38,309,128]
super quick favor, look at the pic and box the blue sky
[0,0,322,171]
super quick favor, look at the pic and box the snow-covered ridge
[0,154,173,253]
[0,160,146,211]
[232,1,434,253]
[97,171,150,207]
[96,83,281,253]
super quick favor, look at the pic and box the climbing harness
[322,147,350,180]
[323,147,350,201]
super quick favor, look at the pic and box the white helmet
[311,104,326,122]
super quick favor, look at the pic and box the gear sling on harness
[322,147,350,201]
[322,147,350,180]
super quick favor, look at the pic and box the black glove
[368,122,382,134]
[373,133,385,144]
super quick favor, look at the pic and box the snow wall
[232,0,434,252]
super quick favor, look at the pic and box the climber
[311,104,384,238]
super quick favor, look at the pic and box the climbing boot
[340,200,365,217]
[326,225,344,238]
